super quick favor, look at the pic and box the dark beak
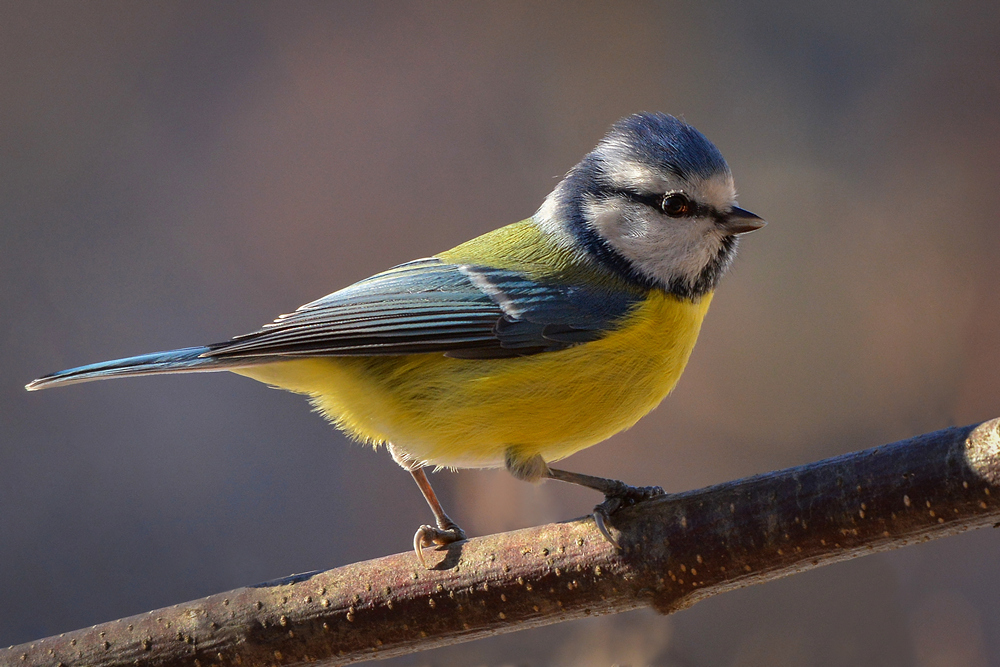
[717,206,766,236]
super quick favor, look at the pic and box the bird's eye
[661,193,692,217]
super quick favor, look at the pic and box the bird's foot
[592,483,665,549]
[413,520,467,568]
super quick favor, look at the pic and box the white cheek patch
[586,198,723,288]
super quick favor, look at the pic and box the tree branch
[5,419,1000,667]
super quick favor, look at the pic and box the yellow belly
[235,290,712,468]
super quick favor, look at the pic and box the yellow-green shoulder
[437,218,636,290]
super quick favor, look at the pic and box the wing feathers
[206,258,639,360]
[29,253,647,390]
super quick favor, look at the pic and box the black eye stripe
[603,188,714,218]
[604,188,663,210]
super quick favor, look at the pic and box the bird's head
[536,112,764,299]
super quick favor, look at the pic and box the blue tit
[28,112,764,562]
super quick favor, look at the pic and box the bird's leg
[389,444,466,566]
[409,468,467,558]
[546,467,665,548]
[504,450,663,548]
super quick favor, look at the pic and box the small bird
[27,113,763,564]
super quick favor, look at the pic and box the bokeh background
[3,2,1000,665]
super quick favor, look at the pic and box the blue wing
[206,258,642,360]
[26,258,642,390]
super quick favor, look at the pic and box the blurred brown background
[3,2,999,665]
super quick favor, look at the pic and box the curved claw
[592,510,620,549]
[591,484,667,549]
[412,523,467,568]
[413,527,430,568]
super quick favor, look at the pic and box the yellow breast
[235,290,712,468]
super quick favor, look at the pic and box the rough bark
[4,419,1000,667]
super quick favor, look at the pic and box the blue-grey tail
[25,347,247,391]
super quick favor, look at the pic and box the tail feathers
[26,346,246,391]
